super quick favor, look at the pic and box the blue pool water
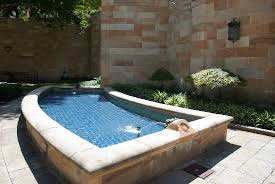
[39,90,167,148]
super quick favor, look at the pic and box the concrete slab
[0,99,60,184]
[238,158,274,180]
[151,129,275,184]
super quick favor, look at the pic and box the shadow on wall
[0,17,101,82]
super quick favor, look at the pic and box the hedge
[113,84,275,131]
[0,84,23,102]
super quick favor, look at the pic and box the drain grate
[183,163,214,179]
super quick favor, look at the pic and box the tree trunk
[25,0,30,18]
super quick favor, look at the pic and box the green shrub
[94,76,101,84]
[152,91,168,103]
[255,111,275,130]
[80,76,101,87]
[181,99,274,131]
[186,68,242,89]
[149,68,174,89]
[80,80,98,87]
[150,68,174,82]
[113,84,154,100]
[112,84,133,94]
[128,87,155,101]
[0,84,23,102]
[164,95,181,106]
[186,68,243,98]
[114,84,275,131]
[164,93,188,107]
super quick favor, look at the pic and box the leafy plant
[152,91,168,103]
[255,111,275,130]
[0,0,101,31]
[186,68,242,89]
[128,87,154,100]
[112,84,133,94]
[94,76,101,85]
[150,68,174,82]
[186,68,243,98]
[114,84,275,131]
[80,76,101,87]
[0,83,23,102]
[150,68,174,88]
[164,93,188,107]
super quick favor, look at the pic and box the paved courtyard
[151,129,275,184]
[0,99,275,184]
[0,99,59,184]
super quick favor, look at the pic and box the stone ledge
[105,87,233,132]
[229,123,275,138]
[105,87,213,118]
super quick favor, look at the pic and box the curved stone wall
[22,86,233,184]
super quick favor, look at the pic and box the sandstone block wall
[0,18,100,82]
[167,0,193,82]
[179,0,275,104]
[101,0,275,105]
[91,13,102,77]
[101,0,169,84]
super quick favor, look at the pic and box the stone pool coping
[105,88,233,132]
[229,123,275,137]
[21,86,233,183]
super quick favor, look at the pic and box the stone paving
[0,98,275,184]
[151,128,275,184]
[0,99,59,184]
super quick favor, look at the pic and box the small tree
[149,68,174,89]
[0,0,101,31]
[186,68,243,98]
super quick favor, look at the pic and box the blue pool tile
[39,91,165,148]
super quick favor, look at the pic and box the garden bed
[0,83,23,102]
[113,84,275,131]
[0,78,100,103]
[0,80,77,103]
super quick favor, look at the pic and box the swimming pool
[39,90,167,148]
